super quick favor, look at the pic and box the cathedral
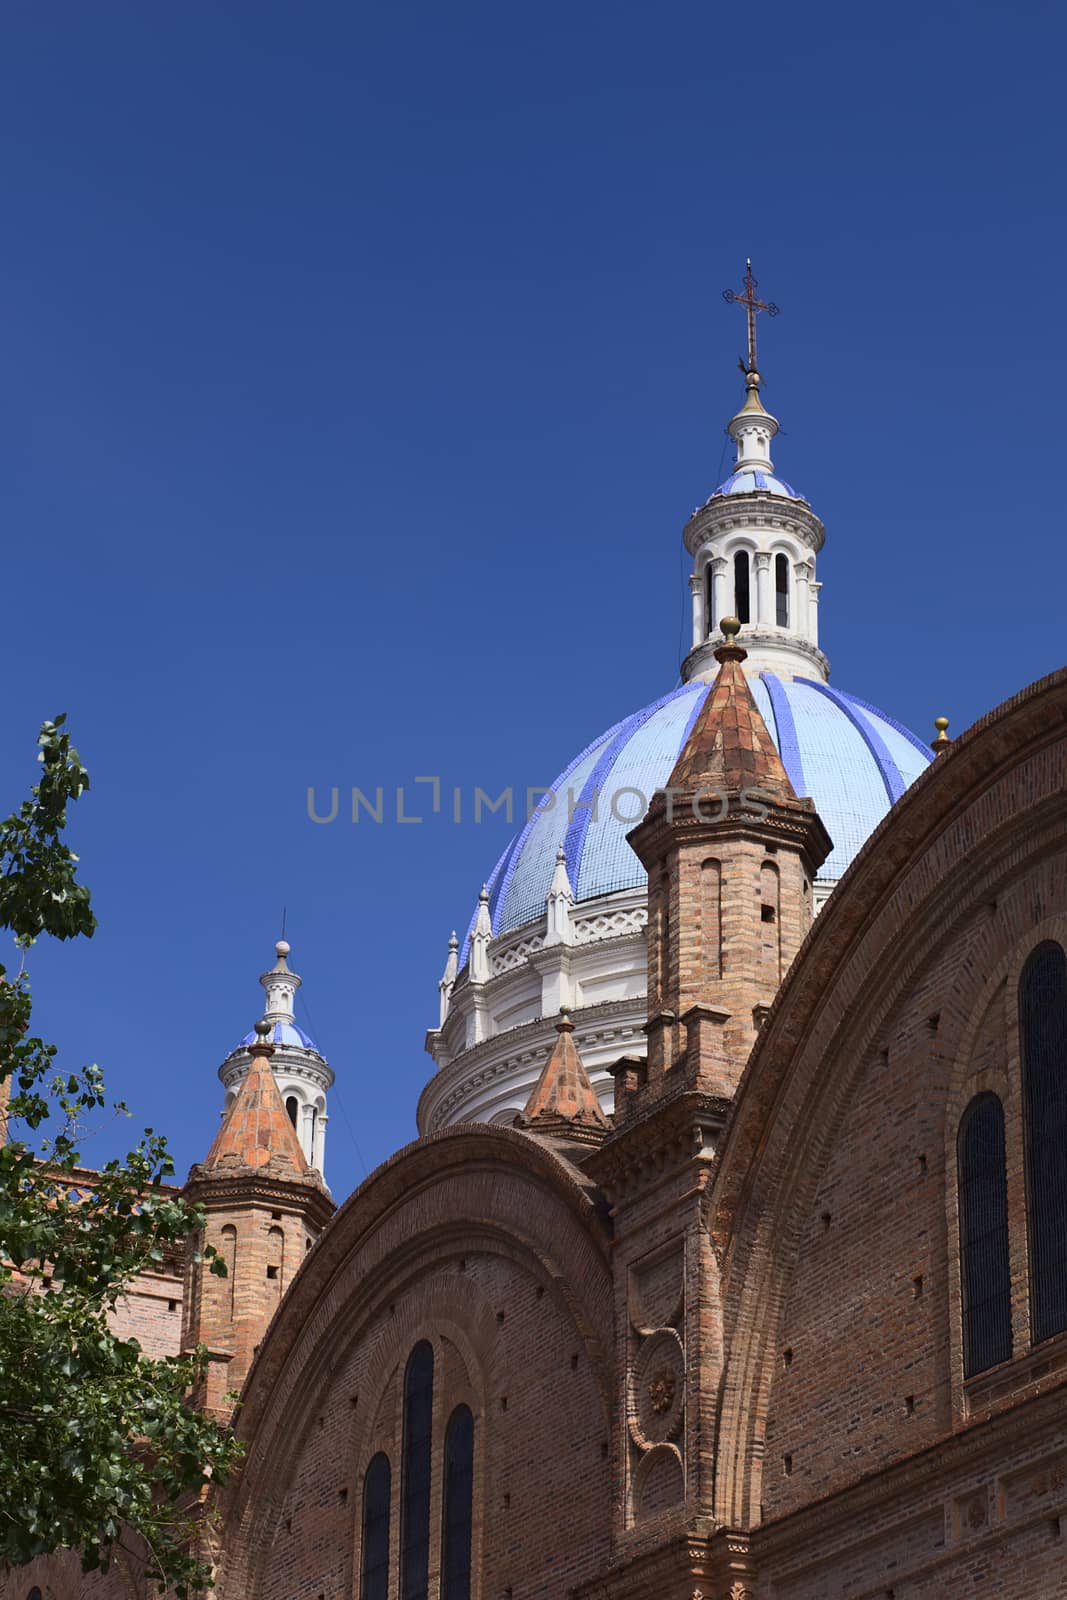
[8,270,1067,1599]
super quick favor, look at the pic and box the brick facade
[8,665,1067,1600]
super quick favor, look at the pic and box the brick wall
[110,1267,184,1359]
[215,1129,615,1600]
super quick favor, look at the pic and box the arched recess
[1020,939,1067,1343]
[400,1340,434,1599]
[213,1127,614,1600]
[704,666,1067,1530]
[733,549,751,624]
[360,1452,391,1600]
[774,551,790,627]
[957,1092,1012,1376]
[441,1403,475,1600]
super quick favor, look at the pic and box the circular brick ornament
[630,1328,685,1446]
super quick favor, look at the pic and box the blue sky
[2,0,1064,1200]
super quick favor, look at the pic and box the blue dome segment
[468,673,931,947]
[711,468,802,501]
[485,704,640,944]
[830,687,932,786]
[757,672,806,795]
[780,678,899,879]
[567,687,704,905]
[800,679,906,804]
[238,1020,319,1052]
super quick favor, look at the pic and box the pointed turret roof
[667,620,796,801]
[202,1020,313,1177]
[518,1009,608,1146]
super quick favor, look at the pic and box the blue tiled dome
[467,675,929,951]
[711,468,803,500]
[236,1020,319,1052]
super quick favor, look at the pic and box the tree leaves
[0,720,242,1594]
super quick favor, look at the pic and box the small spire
[666,622,796,800]
[470,885,493,984]
[518,1008,608,1145]
[438,930,460,1027]
[202,1017,312,1176]
[721,260,781,472]
[261,938,301,1024]
[545,845,575,948]
[931,716,952,753]
[549,843,572,893]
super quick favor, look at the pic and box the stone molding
[682,494,826,558]
[420,995,647,1132]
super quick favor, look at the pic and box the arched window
[1021,941,1067,1343]
[957,1093,1013,1376]
[775,553,789,627]
[401,1340,434,1600]
[441,1404,475,1600]
[220,1223,237,1319]
[705,564,716,635]
[733,551,751,624]
[361,1453,391,1600]
[285,1095,299,1128]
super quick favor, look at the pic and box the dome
[711,467,802,500]
[465,674,929,953]
[236,1019,320,1052]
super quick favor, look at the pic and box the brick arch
[214,1126,612,1599]
[706,668,1067,1529]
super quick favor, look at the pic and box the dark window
[27,1591,43,1600]
[775,553,789,627]
[361,1452,391,1600]
[734,551,750,624]
[441,1404,475,1600]
[1021,941,1067,1343]
[401,1341,434,1600]
[285,1095,299,1128]
[705,564,715,635]
[958,1092,1013,1376]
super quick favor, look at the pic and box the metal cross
[722,259,780,375]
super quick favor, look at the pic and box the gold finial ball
[931,715,951,752]
[720,616,742,641]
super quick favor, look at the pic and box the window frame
[360,1451,392,1600]
[957,1090,1013,1377]
[400,1339,435,1600]
[440,1403,475,1600]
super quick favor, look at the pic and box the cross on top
[722,260,780,376]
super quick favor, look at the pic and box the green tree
[0,717,241,1595]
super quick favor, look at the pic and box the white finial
[260,939,301,1023]
[545,846,575,948]
[470,887,493,985]
[438,930,460,1027]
